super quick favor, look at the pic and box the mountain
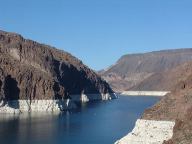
[142,62,192,143]
[100,49,192,92]
[130,61,192,91]
[0,30,116,113]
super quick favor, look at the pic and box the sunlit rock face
[0,30,116,113]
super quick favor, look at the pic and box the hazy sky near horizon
[1,0,192,70]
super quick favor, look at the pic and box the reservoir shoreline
[115,119,175,144]
[0,96,160,144]
[115,93,175,144]
[0,93,117,114]
[121,91,170,96]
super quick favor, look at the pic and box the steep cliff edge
[100,49,192,92]
[0,30,116,113]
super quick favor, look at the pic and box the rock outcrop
[100,49,192,92]
[0,30,116,113]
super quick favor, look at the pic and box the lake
[0,95,160,144]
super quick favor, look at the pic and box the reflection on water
[0,96,161,144]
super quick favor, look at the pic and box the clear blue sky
[1,0,192,70]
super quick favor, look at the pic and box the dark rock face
[100,49,192,91]
[0,30,113,101]
[4,75,20,101]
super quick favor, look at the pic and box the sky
[1,0,192,70]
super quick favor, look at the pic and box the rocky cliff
[142,62,192,144]
[115,61,192,144]
[0,30,116,113]
[100,49,192,92]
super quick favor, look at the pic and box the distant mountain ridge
[100,48,192,92]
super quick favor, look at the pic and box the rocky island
[0,30,116,113]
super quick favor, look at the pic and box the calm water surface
[0,96,160,144]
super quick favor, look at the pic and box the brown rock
[142,62,192,143]
[0,30,114,102]
[99,49,192,92]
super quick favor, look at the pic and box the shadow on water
[0,114,20,144]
